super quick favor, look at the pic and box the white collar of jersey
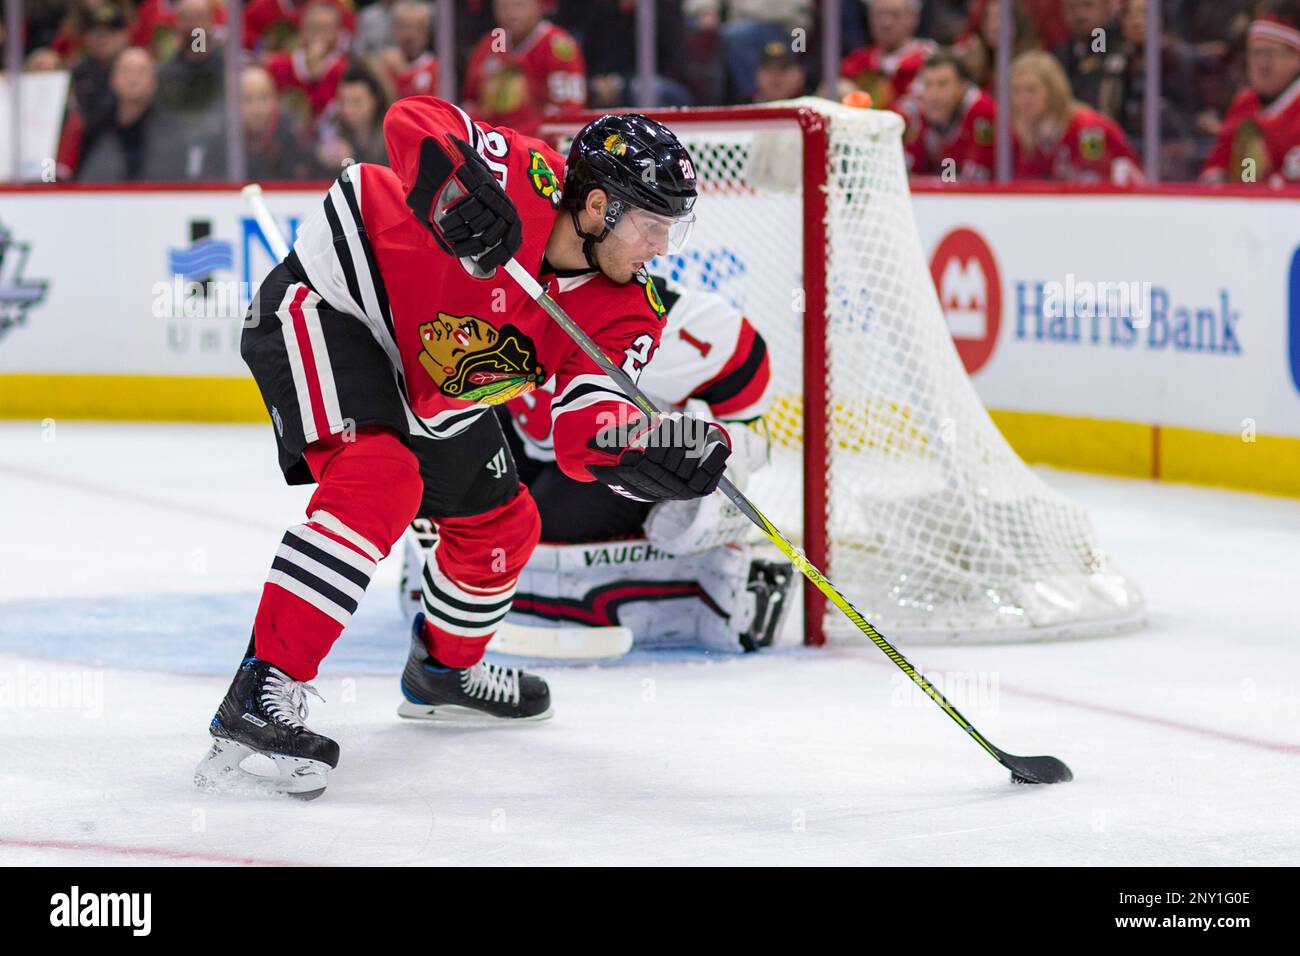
[553,272,600,294]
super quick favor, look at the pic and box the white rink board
[913,192,1300,438]
[3,188,1300,439]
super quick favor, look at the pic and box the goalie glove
[405,135,522,273]
[588,412,731,503]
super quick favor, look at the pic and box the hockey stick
[242,184,292,260]
[502,258,1072,785]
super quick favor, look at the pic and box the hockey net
[545,98,1145,646]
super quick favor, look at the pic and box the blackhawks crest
[417,313,544,404]
[528,149,562,207]
[640,275,666,318]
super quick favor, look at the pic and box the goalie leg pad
[510,539,776,653]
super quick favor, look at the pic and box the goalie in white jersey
[399,274,794,653]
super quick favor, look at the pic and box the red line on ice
[1003,684,1300,755]
[0,836,316,867]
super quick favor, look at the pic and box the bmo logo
[930,227,1002,375]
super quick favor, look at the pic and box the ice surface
[1,422,1297,865]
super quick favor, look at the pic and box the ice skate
[398,615,553,723]
[195,640,340,800]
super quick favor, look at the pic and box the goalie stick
[244,184,634,662]
[501,258,1073,786]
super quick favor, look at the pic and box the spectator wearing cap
[263,1,351,120]
[1011,48,1142,184]
[241,63,316,180]
[50,0,130,61]
[244,0,356,54]
[1201,1,1300,185]
[78,46,197,181]
[753,39,809,102]
[462,0,586,136]
[156,0,227,129]
[687,1,811,104]
[1053,0,1131,123]
[373,0,439,99]
[69,4,131,135]
[315,64,389,174]
[559,0,693,108]
[840,0,936,130]
[906,50,997,181]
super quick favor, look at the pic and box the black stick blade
[1004,754,1074,785]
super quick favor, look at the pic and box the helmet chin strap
[570,209,609,271]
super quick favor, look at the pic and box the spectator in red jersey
[264,1,350,120]
[907,50,997,181]
[752,39,810,102]
[374,0,438,99]
[462,0,586,136]
[1010,49,1142,183]
[244,0,356,54]
[1053,0,1131,123]
[314,64,389,173]
[242,63,316,180]
[1201,1,1300,185]
[840,0,936,129]
[954,0,1043,90]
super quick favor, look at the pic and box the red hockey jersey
[840,38,935,127]
[906,86,996,181]
[264,49,349,118]
[1013,105,1143,184]
[462,19,587,136]
[385,51,439,100]
[506,276,772,463]
[289,96,663,484]
[1201,76,1300,185]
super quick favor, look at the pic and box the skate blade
[194,737,331,800]
[396,700,554,725]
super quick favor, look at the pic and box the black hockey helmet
[562,113,697,265]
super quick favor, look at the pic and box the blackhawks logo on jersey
[551,34,578,62]
[417,314,544,404]
[528,149,562,207]
[1078,126,1105,161]
[640,274,666,318]
[973,116,994,147]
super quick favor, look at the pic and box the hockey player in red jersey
[195,96,724,798]
[1201,4,1300,186]
[399,275,794,654]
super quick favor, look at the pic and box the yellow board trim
[2,374,1297,498]
[990,409,1300,498]
[0,373,266,423]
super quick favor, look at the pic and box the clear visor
[609,205,695,256]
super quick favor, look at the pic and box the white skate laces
[460,661,521,705]
[260,668,324,728]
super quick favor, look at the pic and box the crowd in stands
[3,0,1299,187]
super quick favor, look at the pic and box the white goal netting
[646,98,1145,645]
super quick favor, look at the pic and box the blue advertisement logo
[1289,245,1300,396]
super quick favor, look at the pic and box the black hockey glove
[589,413,732,503]
[406,135,522,272]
